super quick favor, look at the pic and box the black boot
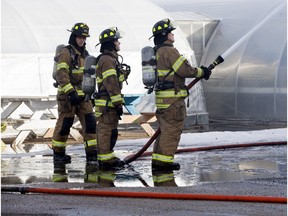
[85,146,98,163]
[99,158,125,170]
[152,162,180,171]
[53,151,71,164]
[86,151,98,163]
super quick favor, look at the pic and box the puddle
[1,143,286,187]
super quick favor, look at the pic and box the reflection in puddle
[1,144,287,187]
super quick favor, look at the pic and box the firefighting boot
[52,162,68,182]
[53,149,71,164]
[152,162,180,171]
[99,157,125,170]
[85,146,98,163]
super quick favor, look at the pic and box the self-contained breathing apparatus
[82,53,131,102]
[52,44,88,88]
[141,45,174,94]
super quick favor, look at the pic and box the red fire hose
[1,186,286,204]
[137,141,287,158]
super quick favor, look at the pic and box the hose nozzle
[208,55,224,70]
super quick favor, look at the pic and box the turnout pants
[97,109,119,163]
[152,99,186,166]
[52,94,97,153]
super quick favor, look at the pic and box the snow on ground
[117,128,287,149]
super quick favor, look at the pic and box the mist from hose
[221,2,286,59]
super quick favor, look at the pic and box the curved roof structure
[1,0,286,123]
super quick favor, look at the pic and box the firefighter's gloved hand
[200,66,211,80]
[116,105,123,116]
[68,91,80,106]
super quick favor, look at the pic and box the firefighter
[94,27,130,170]
[150,19,211,171]
[52,23,97,164]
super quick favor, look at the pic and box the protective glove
[116,105,123,116]
[68,91,80,106]
[200,66,212,80]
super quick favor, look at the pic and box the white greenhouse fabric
[152,0,287,121]
[1,0,286,121]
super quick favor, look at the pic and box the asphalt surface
[1,133,287,216]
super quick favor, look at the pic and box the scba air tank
[141,46,156,94]
[83,55,97,100]
[52,44,66,87]
[52,44,66,81]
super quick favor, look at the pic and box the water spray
[221,2,285,59]
[124,2,286,164]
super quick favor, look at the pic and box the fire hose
[132,141,287,158]
[2,140,286,203]
[1,186,286,204]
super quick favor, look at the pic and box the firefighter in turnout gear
[150,19,211,171]
[95,27,130,170]
[52,23,97,164]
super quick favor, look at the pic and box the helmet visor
[109,26,124,39]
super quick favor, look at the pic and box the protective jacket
[155,42,203,109]
[94,50,126,117]
[56,45,87,97]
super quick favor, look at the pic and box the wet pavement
[1,131,287,216]
[1,141,286,187]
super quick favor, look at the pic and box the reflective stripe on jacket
[95,50,125,117]
[155,43,201,109]
[56,45,86,96]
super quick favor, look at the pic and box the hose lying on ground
[127,141,287,159]
[1,186,286,204]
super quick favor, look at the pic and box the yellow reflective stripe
[155,89,188,98]
[97,77,103,83]
[153,173,174,183]
[72,67,84,74]
[57,62,69,71]
[99,172,116,181]
[76,89,85,96]
[156,103,170,109]
[119,74,125,82]
[86,139,97,147]
[172,56,186,72]
[98,152,115,161]
[110,94,122,103]
[53,174,68,182]
[86,174,98,183]
[59,83,74,93]
[157,69,174,77]
[95,99,114,107]
[196,68,204,78]
[1,123,7,132]
[102,69,117,79]
[152,153,174,163]
[52,139,66,148]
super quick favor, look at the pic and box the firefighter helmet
[98,27,123,45]
[150,18,176,39]
[68,23,90,37]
